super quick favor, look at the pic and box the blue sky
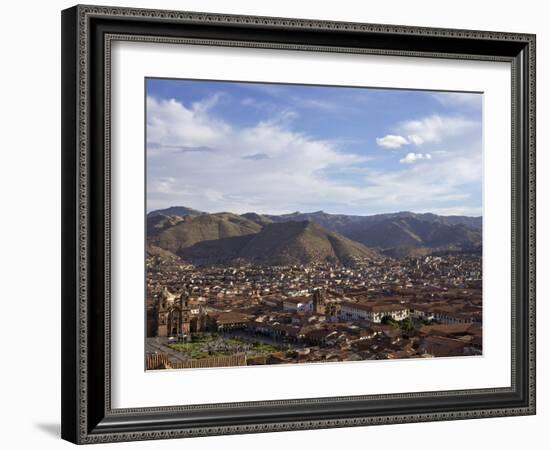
[146,78,482,216]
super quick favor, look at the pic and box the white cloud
[191,92,225,114]
[147,95,482,216]
[432,92,482,109]
[376,114,479,149]
[407,135,425,146]
[146,95,368,214]
[376,134,409,148]
[204,189,224,202]
[398,114,478,146]
[147,96,230,149]
[360,143,482,212]
[242,83,369,115]
[426,206,483,216]
[297,98,353,112]
[150,177,176,194]
[400,152,432,164]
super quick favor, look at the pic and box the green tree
[381,315,398,327]
[398,317,416,335]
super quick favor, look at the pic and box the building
[409,304,435,321]
[312,289,326,315]
[338,301,409,323]
[157,288,210,338]
[418,335,472,357]
[432,310,479,324]
[215,312,251,331]
[262,296,283,309]
[146,304,158,337]
[283,296,313,313]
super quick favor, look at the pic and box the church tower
[157,287,174,337]
[313,289,326,315]
[178,289,192,337]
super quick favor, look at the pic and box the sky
[146,78,483,217]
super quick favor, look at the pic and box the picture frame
[61,4,536,444]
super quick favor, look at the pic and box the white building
[338,301,409,323]
[283,296,313,313]
[409,304,435,321]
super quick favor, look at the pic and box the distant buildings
[146,252,482,365]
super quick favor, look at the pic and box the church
[156,287,211,339]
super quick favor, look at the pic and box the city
[146,251,482,369]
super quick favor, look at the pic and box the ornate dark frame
[61,4,536,444]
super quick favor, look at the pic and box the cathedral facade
[156,288,211,338]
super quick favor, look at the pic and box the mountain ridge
[147,212,261,254]
[147,206,482,262]
[149,206,481,223]
[178,220,382,266]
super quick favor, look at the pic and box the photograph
[50,1,537,445]
[145,79,484,370]
[0,0,543,447]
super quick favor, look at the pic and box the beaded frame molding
[61,4,536,444]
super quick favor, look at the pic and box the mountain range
[147,206,482,265]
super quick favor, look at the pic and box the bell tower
[313,289,326,315]
[157,287,173,337]
[179,290,191,337]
